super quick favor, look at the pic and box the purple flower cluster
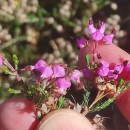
[34,59,66,79]
[97,60,124,79]
[25,59,82,93]
[87,19,115,44]
[76,19,115,49]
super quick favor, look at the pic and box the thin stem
[3,58,22,81]
[82,91,105,116]
[0,36,27,50]
[91,41,98,69]
[82,107,89,116]
[89,91,105,109]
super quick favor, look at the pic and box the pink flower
[21,59,47,71]
[125,62,130,72]
[108,70,118,79]
[53,64,65,78]
[87,19,115,43]
[99,21,106,34]
[56,78,71,90]
[100,60,109,67]
[40,65,53,79]
[87,20,105,41]
[0,57,3,66]
[97,60,109,77]
[103,34,114,44]
[69,70,81,82]
[114,64,124,74]
[98,66,109,77]
[35,59,47,73]
[76,37,87,49]
[87,19,96,35]
[83,68,91,78]
[108,64,123,79]
[91,30,104,41]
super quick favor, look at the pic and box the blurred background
[0,0,130,107]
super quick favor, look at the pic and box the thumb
[78,41,130,123]
[78,41,130,69]
[37,109,94,130]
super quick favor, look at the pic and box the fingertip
[79,41,130,69]
[37,109,94,130]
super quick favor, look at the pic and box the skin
[0,98,39,130]
[0,98,94,130]
[78,41,130,123]
[78,41,130,69]
[37,109,94,130]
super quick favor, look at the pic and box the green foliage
[57,96,65,109]
[93,63,98,69]
[27,85,36,96]
[83,90,90,108]
[122,82,130,92]
[91,97,115,112]
[117,78,124,90]
[85,53,90,69]
[0,66,12,75]
[8,88,21,94]
[13,54,19,70]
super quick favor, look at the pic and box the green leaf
[27,85,35,95]
[37,86,44,94]
[36,5,47,29]
[93,63,98,69]
[85,53,90,69]
[83,90,90,107]
[121,82,130,92]
[91,97,115,112]
[117,78,124,90]
[44,92,49,98]
[27,13,39,23]
[8,88,21,94]
[57,96,65,109]
[13,54,19,70]
[0,66,12,75]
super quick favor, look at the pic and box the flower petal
[0,57,3,66]
[41,65,53,78]
[108,70,118,79]
[91,30,104,41]
[35,59,47,72]
[87,19,96,35]
[76,37,87,49]
[114,64,124,74]
[98,66,109,77]
[69,70,81,82]
[87,24,96,35]
[99,22,106,34]
[100,60,109,67]
[83,68,91,78]
[56,78,71,90]
[53,64,65,78]
[103,34,114,44]
[125,63,130,72]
